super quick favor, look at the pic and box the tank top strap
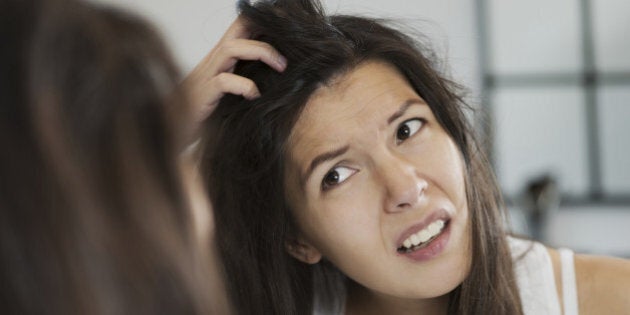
[558,248,579,315]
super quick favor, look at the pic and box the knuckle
[259,43,277,59]
[242,79,255,91]
[213,73,231,88]
[218,40,237,56]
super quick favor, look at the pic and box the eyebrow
[304,145,349,183]
[302,98,426,184]
[387,99,426,124]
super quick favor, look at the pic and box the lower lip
[398,221,451,262]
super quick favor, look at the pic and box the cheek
[298,190,381,258]
[431,137,467,206]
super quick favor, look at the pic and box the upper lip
[395,208,450,249]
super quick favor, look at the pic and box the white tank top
[509,237,579,315]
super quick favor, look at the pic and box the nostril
[385,179,428,213]
[397,202,412,209]
[380,162,428,213]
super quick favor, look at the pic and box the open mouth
[397,219,449,254]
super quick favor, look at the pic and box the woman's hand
[182,17,287,123]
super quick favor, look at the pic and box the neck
[345,281,450,315]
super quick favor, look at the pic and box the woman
[0,0,284,313]
[201,0,630,314]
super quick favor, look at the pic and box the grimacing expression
[284,61,472,299]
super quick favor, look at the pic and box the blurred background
[92,0,630,257]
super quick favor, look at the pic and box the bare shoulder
[574,252,630,314]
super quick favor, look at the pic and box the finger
[212,72,261,101]
[192,73,259,120]
[217,39,287,73]
[188,72,260,121]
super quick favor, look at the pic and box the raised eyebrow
[387,99,426,124]
[303,145,350,184]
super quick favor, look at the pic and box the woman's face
[285,61,471,300]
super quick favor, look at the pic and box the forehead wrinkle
[289,65,394,159]
[290,70,360,152]
[287,108,344,189]
[297,60,397,130]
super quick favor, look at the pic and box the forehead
[288,61,417,151]
[284,61,425,184]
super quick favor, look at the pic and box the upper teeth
[402,220,446,249]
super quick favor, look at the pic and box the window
[476,0,630,205]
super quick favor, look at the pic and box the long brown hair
[202,0,522,314]
[0,0,216,313]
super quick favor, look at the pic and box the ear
[285,236,322,264]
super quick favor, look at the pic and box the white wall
[90,0,238,73]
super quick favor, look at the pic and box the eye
[396,118,424,143]
[321,166,356,191]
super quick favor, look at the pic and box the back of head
[0,0,213,313]
[203,0,521,314]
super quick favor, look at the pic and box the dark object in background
[523,174,560,241]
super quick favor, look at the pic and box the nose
[378,155,428,213]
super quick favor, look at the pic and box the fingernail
[277,55,287,70]
[248,90,261,100]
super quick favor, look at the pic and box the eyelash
[321,165,356,191]
[396,118,425,144]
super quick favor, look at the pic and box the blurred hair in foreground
[0,0,223,313]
